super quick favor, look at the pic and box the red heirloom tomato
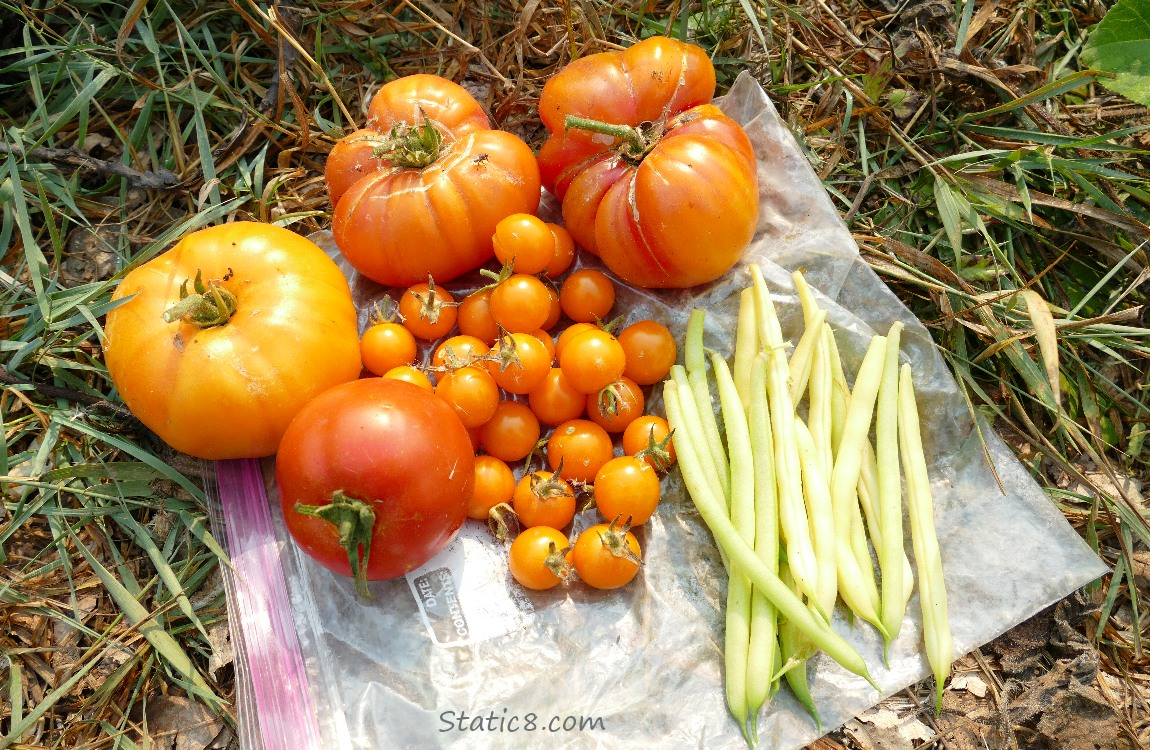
[277,378,475,592]
[536,37,759,289]
[103,222,361,460]
[327,74,542,287]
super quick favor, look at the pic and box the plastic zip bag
[207,72,1107,749]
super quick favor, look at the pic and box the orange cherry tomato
[458,288,500,344]
[554,322,596,360]
[618,319,677,385]
[432,335,491,370]
[572,519,642,589]
[528,367,586,427]
[384,365,434,391]
[586,376,645,433]
[489,273,553,333]
[399,281,458,341]
[468,455,516,520]
[622,414,676,470]
[547,418,614,484]
[492,213,555,275]
[559,269,615,323]
[558,328,626,394]
[508,526,574,590]
[360,321,418,376]
[543,223,576,278]
[435,365,500,428]
[512,470,577,529]
[542,285,562,330]
[487,332,551,395]
[480,400,541,462]
[530,329,557,362]
[594,455,661,525]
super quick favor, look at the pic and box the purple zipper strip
[216,458,323,750]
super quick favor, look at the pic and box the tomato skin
[480,400,541,462]
[458,289,500,345]
[468,455,516,520]
[360,322,418,376]
[554,323,595,361]
[508,526,573,590]
[489,274,553,333]
[384,365,434,391]
[528,367,586,427]
[277,378,474,582]
[572,521,642,589]
[492,213,555,275]
[433,335,490,369]
[399,282,458,341]
[536,38,758,289]
[586,376,645,433]
[594,455,661,525]
[435,365,500,428]
[559,269,615,323]
[622,414,677,469]
[513,471,577,529]
[329,75,541,287]
[543,223,576,278]
[547,418,614,484]
[487,333,551,395]
[104,222,362,460]
[559,329,626,394]
[618,319,677,385]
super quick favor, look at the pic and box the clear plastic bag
[208,72,1107,750]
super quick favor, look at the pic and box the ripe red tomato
[536,38,758,288]
[468,455,516,520]
[547,418,614,484]
[559,269,615,323]
[513,470,577,529]
[585,376,645,433]
[508,526,573,590]
[594,455,661,525]
[618,319,677,385]
[622,414,676,470]
[277,378,474,591]
[572,519,642,589]
[329,74,542,287]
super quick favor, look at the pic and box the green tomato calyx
[162,270,238,327]
[372,114,444,169]
[563,115,661,163]
[294,491,377,597]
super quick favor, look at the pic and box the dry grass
[0,0,1147,747]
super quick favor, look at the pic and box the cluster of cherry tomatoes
[356,212,678,592]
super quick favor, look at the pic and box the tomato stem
[162,270,238,327]
[293,491,377,597]
[563,115,653,161]
[372,115,444,169]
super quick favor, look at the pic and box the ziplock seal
[216,458,322,750]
